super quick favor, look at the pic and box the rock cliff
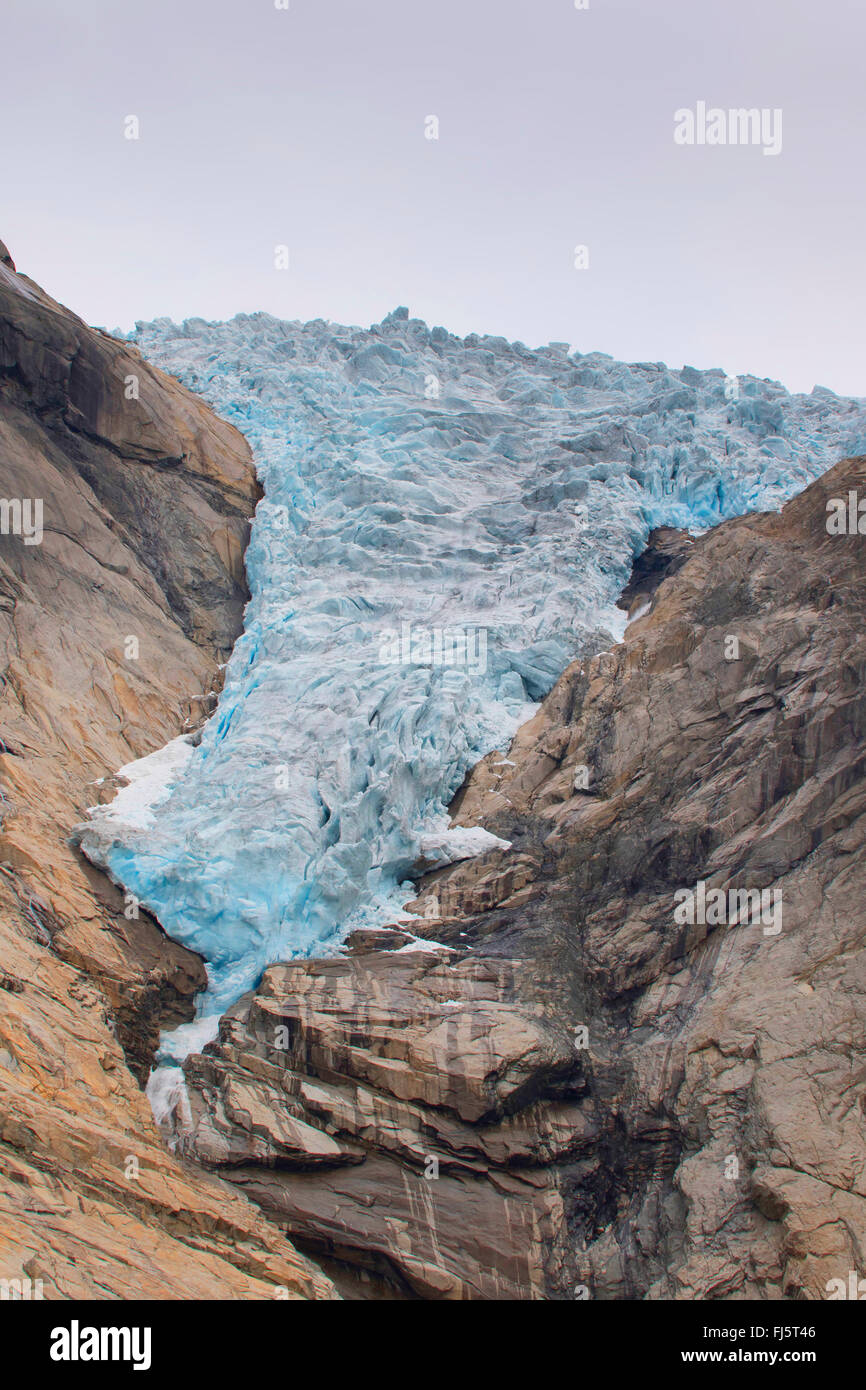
[0,239,335,1298]
[181,455,866,1299]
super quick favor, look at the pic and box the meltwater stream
[75,308,866,1112]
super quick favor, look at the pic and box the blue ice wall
[76,308,866,1052]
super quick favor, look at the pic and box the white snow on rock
[418,823,512,864]
[86,735,195,834]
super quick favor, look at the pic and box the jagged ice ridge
[76,307,866,1061]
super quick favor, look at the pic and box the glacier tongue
[76,307,866,1053]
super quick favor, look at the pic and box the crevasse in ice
[76,307,866,1059]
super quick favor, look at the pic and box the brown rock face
[182,456,866,1300]
[0,242,335,1299]
[184,949,577,1298]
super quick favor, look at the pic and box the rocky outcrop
[0,239,335,1298]
[183,947,576,1298]
[182,455,866,1300]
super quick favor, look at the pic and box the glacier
[75,306,866,1064]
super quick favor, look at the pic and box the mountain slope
[0,238,334,1298]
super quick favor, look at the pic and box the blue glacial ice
[76,307,866,1061]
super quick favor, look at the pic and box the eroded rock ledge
[182,456,866,1300]
[0,239,335,1299]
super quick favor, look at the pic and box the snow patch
[87,736,195,835]
[418,823,511,865]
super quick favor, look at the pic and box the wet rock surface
[616,525,695,616]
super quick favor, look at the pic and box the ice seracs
[76,307,866,1056]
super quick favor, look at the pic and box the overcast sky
[2,0,863,395]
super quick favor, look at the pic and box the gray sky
[2,0,863,395]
